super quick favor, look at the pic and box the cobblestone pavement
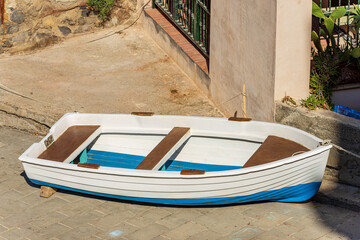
[0,127,359,240]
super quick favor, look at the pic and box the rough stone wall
[0,0,136,54]
[276,102,360,187]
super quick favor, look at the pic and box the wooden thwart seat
[136,127,191,170]
[38,125,101,163]
[243,135,310,168]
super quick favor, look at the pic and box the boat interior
[38,120,310,174]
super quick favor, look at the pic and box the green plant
[87,0,114,21]
[303,2,349,110]
[281,95,297,106]
[302,49,339,110]
[311,2,346,55]
[350,4,360,33]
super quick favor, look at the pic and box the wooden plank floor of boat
[243,135,310,168]
[38,125,100,162]
[136,127,190,170]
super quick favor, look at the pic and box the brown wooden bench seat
[242,135,310,168]
[38,125,101,162]
[136,127,191,170]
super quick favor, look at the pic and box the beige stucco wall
[274,0,311,100]
[209,0,311,121]
[209,0,277,121]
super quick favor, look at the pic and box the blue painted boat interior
[82,149,242,172]
[29,179,322,205]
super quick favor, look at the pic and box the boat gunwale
[41,112,325,143]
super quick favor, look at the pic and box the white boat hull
[19,113,331,205]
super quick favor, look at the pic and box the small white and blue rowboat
[19,112,332,205]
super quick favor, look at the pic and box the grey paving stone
[0,199,30,218]
[248,211,292,231]
[0,189,24,201]
[29,211,69,229]
[0,225,7,234]
[156,214,190,229]
[12,182,38,197]
[187,229,222,240]
[60,211,104,228]
[94,201,129,215]
[92,211,135,230]
[225,226,265,240]
[95,221,139,239]
[274,221,305,237]
[316,231,352,240]
[0,226,43,240]
[292,220,333,240]
[19,191,50,206]
[0,205,47,228]
[254,230,294,240]
[56,202,94,217]
[126,223,169,240]
[85,235,103,240]
[126,208,172,228]
[162,221,207,240]
[334,214,360,240]
[313,202,354,227]
[194,208,249,236]
[152,235,171,240]
[57,224,101,240]
[39,223,72,239]
[53,191,84,203]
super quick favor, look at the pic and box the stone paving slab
[0,127,359,240]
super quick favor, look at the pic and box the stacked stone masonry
[0,0,136,54]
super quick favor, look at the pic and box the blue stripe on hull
[87,150,242,172]
[29,179,321,206]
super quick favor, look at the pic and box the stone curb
[315,179,360,212]
[0,101,54,135]
[276,102,360,187]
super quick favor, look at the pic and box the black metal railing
[153,0,210,56]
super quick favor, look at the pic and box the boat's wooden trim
[243,135,310,168]
[136,127,191,170]
[78,163,100,169]
[131,112,154,116]
[180,169,206,175]
[228,117,252,122]
[38,125,100,162]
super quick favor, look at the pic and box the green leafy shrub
[350,4,360,33]
[302,48,339,110]
[311,2,346,56]
[303,2,360,110]
[87,0,114,21]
